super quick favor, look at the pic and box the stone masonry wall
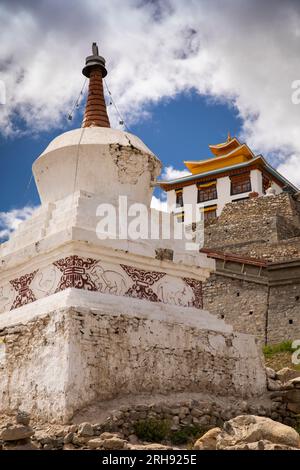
[203,273,300,344]
[202,193,300,345]
[0,305,266,422]
[268,284,300,344]
[204,193,300,249]
[203,275,268,344]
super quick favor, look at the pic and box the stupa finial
[81,42,110,128]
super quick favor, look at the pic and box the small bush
[134,419,206,445]
[263,340,294,358]
[134,418,170,442]
[169,425,205,445]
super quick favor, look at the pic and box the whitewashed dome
[33,44,161,207]
[33,127,161,206]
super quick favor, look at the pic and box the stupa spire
[82,42,110,128]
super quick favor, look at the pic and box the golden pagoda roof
[209,136,241,156]
[184,136,255,175]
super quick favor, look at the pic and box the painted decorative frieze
[120,264,166,302]
[0,255,203,313]
[54,255,98,292]
[10,270,38,310]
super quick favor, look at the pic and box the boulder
[267,378,282,391]
[99,432,119,440]
[101,437,127,450]
[216,415,300,450]
[193,427,221,450]
[266,367,276,379]
[276,368,300,383]
[88,438,104,449]
[285,377,300,389]
[0,424,34,442]
[78,422,94,437]
[129,443,173,450]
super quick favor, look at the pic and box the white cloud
[162,165,191,181]
[0,206,37,241]
[1,1,300,186]
[151,195,168,212]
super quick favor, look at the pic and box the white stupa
[0,44,266,422]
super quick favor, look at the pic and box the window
[203,205,217,222]
[230,174,251,195]
[175,189,183,207]
[263,174,271,194]
[176,212,184,223]
[197,182,217,203]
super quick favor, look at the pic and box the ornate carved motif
[120,264,166,302]
[10,270,38,310]
[183,277,203,309]
[53,255,98,292]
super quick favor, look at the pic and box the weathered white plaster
[0,290,266,422]
[33,127,161,207]
[250,169,263,195]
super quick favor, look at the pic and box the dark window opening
[236,292,240,297]
[221,314,225,319]
[197,183,217,203]
[263,174,271,194]
[176,212,184,223]
[296,296,299,301]
[175,190,183,207]
[249,311,253,315]
[204,208,217,222]
[231,174,252,195]
[289,319,293,324]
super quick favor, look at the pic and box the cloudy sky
[1,0,300,238]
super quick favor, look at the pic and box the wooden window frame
[230,174,251,195]
[197,182,217,203]
[175,189,183,208]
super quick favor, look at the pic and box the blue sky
[0,89,241,214]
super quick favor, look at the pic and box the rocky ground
[0,367,299,451]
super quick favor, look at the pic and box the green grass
[263,340,294,358]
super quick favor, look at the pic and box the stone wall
[202,192,300,344]
[0,293,267,422]
[268,284,300,344]
[228,238,300,262]
[202,272,300,344]
[203,275,268,343]
[204,193,300,250]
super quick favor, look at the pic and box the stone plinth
[0,289,266,423]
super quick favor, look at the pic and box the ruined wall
[0,303,266,423]
[203,275,268,343]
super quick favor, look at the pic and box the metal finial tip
[92,42,99,56]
